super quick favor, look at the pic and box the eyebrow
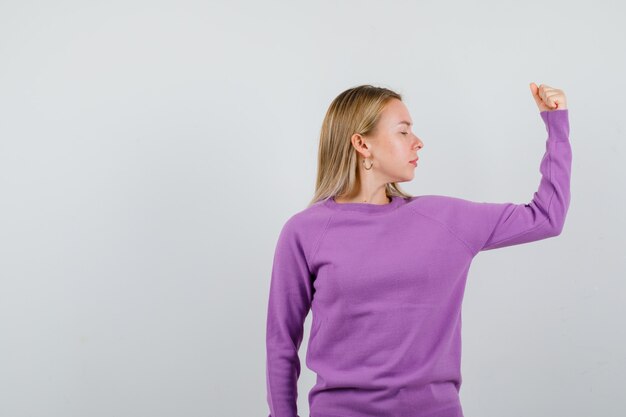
[397,121,412,127]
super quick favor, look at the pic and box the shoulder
[275,200,334,260]
[405,193,505,227]
[282,199,333,232]
[405,194,473,215]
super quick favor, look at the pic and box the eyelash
[401,132,408,135]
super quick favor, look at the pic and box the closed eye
[401,132,408,135]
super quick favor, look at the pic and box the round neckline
[324,195,404,213]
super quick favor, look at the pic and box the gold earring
[363,158,373,170]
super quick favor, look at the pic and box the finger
[545,93,560,109]
[530,82,543,106]
[539,85,551,100]
[538,84,553,100]
[539,88,556,103]
[550,92,565,107]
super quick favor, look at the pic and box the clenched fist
[530,82,567,111]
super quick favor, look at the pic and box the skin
[335,83,568,205]
[335,98,422,205]
[530,82,568,111]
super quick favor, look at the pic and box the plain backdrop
[1,1,625,416]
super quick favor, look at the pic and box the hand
[530,82,567,111]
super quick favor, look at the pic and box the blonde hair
[307,84,414,208]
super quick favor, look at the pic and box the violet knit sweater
[265,109,571,417]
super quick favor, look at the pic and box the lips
[409,157,419,163]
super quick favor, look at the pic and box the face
[355,98,424,182]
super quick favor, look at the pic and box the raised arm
[449,107,572,255]
[265,216,313,417]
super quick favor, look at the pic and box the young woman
[265,84,570,417]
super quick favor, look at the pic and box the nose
[413,136,424,150]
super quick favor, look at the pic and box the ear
[351,133,371,158]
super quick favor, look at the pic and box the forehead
[381,99,413,127]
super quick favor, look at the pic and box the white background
[0,1,624,416]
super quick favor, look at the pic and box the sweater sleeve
[265,216,313,417]
[457,109,572,255]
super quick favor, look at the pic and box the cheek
[378,140,406,165]
[391,143,408,161]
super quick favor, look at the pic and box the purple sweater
[266,109,571,417]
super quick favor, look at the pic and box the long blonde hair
[307,84,414,208]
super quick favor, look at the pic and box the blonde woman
[265,84,570,417]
